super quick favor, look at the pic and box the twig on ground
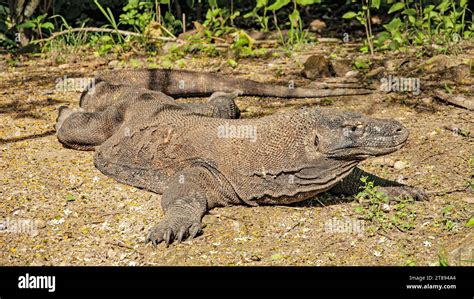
[33,27,176,44]
[428,185,470,196]
[433,89,474,111]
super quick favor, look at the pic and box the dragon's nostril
[314,135,320,147]
[396,127,403,133]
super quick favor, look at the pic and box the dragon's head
[304,108,409,161]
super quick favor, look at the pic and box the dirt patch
[0,47,472,266]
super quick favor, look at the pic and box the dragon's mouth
[327,139,407,160]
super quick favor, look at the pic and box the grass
[355,176,417,233]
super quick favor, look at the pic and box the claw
[163,228,173,246]
[188,223,202,240]
[176,226,187,243]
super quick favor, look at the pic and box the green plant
[244,0,270,32]
[355,176,390,228]
[355,176,417,231]
[92,0,124,54]
[230,29,268,58]
[0,4,17,50]
[353,57,372,70]
[40,15,92,61]
[437,204,460,232]
[18,13,54,40]
[163,10,182,35]
[438,251,450,266]
[119,0,155,33]
[391,198,417,230]
[94,0,121,39]
[466,217,474,227]
[203,0,239,39]
[268,0,321,48]
[376,0,472,52]
[342,0,379,55]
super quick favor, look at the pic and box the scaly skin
[57,85,425,247]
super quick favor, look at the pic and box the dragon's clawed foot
[146,216,203,246]
[378,186,428,202]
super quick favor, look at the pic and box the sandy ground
[0,45,473,266]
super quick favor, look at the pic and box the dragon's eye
[314,134,320,147]
[349,123,364,132]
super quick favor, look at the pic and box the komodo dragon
[56,73,425,246]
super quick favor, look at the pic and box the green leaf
[66,194,76,202]
[402,8,417,16]
[256,0,269,8]
[41,22,54,30]
[388,2,405,14]
[383,17,402,32]
[227,59,238,68]
[18,21,35,29]
[371,0,381,9]
[267,0,291,11]
[243,11,255,18]
[466,217,474,227]
[271,253,284,260]
[389,40,400,51]
[377,31,391,41]
[296,0,321,6]
[289,9,300,27]
[342,11,358,19]
[438,254,449,266]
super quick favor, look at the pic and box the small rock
[421,97,433,105]
[309,19,326,32]
[371,16,382,25]
[202,215,219,225]
[330,59,352,77]
[35,219,46,229]
[393,161,407,170]
[345,70,360,78]
[107,249,116,258]
[382,204,391,212]
[108,60,119,69]
[302,55,332,79]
